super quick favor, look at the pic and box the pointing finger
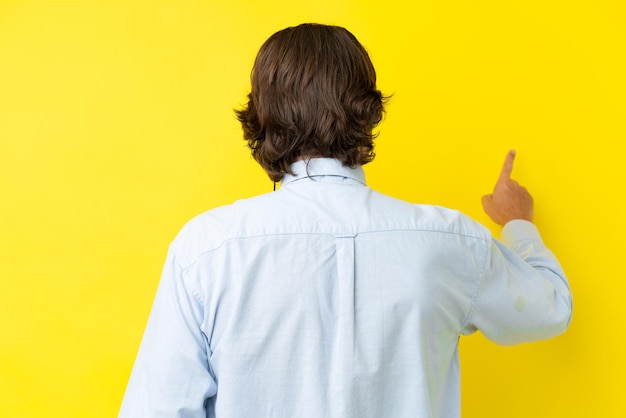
[498,150,516,183]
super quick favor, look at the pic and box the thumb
[481,194,497,222]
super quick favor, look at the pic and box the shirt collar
[281,158,367,187]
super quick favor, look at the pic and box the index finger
[498,149,516,183]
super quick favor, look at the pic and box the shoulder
[368,190,492,241]
[418,205,491,240]
[168,192,277,267]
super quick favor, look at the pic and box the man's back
[119,159,571,418]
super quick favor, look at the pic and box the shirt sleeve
[119,246,217,417]
[461,220,573,345]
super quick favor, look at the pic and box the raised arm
[462,151,572,345]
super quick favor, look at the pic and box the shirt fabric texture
[119,158,572,418]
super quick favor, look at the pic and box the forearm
[463,221,572,345]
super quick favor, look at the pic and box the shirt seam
[178,228,489,271]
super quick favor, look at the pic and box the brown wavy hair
[236,23,388,182]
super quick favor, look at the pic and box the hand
[481,150,534,225]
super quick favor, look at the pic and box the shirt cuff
[500,219,541,247]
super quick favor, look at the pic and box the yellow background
[1,1,624,416]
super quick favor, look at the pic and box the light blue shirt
[119,158,572,418]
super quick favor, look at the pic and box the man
[119,23,572,417]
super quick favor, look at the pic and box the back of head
[236,23,387,182]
